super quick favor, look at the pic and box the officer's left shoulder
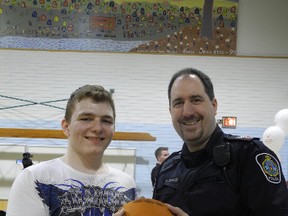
[224,134,258,142]
[224,134,266,148]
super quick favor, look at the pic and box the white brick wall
[0,49,288,198]
[1,50,287,126]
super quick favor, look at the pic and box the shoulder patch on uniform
[255,153,281,184]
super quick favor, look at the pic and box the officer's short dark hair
[168,68,215,105]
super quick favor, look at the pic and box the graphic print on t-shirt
[35,178,136,216]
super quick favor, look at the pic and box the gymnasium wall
[0,49,287,199]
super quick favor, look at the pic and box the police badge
[256,153,281,184]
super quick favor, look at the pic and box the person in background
[151,147,169,187]
[6,85,137,216]
[153,68,288,215]
[22,152,33,169]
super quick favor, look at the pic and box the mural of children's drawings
[0,0,238,55]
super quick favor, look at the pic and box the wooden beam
[0,128,156,141]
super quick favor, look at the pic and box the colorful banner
[0,0,239,55]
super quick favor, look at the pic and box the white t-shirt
[6,158,137,216]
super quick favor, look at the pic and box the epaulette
[223,134,260,142]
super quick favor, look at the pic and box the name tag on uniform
[165,177,179,184]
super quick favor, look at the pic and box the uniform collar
[181,125,224,167]
[205,125,225,159]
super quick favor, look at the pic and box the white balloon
[274,109,288,136]
[262,125,285,154]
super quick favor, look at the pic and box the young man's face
[62,98,115,158]
[169,74,217,152]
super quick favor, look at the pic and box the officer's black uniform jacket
[153,125,288,215]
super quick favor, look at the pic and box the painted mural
[0,0,239,55]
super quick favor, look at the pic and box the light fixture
[221,116,237,128]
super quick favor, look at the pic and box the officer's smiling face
[169,74,217,152]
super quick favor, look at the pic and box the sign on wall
[0,0,238,55]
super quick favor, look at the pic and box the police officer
[153,68,288,215]
[151,147,170,187]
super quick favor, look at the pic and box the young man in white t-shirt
[6,85,137,216]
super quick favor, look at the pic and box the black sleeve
[151,166,157,187]
[239,141,288,215]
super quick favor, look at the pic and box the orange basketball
[123,198,173,216]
